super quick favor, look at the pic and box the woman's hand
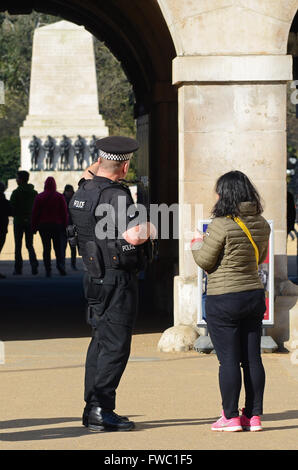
[191,229,204,245]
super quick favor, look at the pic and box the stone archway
[0,0,179,325]
[2,1,298,349]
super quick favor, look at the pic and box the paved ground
[1,326,298,451]
[0,226,298,451]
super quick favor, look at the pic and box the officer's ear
[122,160,130,176]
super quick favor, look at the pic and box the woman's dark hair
[211,170,263,217]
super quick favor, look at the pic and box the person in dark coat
[0,181,11,279]
[10,171,39,275]
[31,177,68,277]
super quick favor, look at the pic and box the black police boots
[82,405,129,426]
[86,406,135,432]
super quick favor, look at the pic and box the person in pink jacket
[32,177,68,277]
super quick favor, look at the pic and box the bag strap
[227,216,259,268]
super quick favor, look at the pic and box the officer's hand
[122,222,156,245]
[82,161,100,179]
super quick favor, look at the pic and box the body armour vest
[68,178,140,275]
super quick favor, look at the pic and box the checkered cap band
[99,149,132,161]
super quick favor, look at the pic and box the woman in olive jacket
[191,171,270,432]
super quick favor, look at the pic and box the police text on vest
[73,200,86,209]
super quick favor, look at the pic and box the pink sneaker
[211,411,242,432]
[240,409,262,431]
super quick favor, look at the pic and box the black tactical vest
[69,178,140,275]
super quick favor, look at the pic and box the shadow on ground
[2,409,298,441]
[0,416,217,441]
[0,260,172,341]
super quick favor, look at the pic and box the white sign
[197,219,274,327]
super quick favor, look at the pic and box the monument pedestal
[19,20,108,173]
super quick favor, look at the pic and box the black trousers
[38,223,65,273]
[205,289,266,419]
[61,231,77,266]
[0,229,7,253]
[14,222,38,272]
[84,269,138,410]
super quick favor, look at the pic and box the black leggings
[206,289,266,419]
[0,231,7,253]
[38,223,65,273]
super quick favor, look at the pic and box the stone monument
[7,20,108,196]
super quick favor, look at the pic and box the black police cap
[96,136,139,161]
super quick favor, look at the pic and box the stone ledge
[173,55,293,84]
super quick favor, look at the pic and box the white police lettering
[74,200,85,209]
[122,244,136,252]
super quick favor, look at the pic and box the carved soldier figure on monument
[59,135,71,170]
[74,135,85,170]
[89,135,98,162]
[44,135,55,171]
[29,136,40,171]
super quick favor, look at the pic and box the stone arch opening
[0,1,178,338]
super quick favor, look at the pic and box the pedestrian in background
[0,181,11,279]
[31,176,68,277]
[10,171,38,275]
[191,170,270,432]
[62,184,77,270]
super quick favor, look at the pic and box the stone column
[158,54,294,352]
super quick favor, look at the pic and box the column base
[157,325,198,352]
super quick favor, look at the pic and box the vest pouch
[82,241,104,278]
[106,239,121,268]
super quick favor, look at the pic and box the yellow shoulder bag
[227,216,259,269]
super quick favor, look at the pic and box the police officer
[69,136,155,432]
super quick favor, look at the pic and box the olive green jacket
[191,202,271,295]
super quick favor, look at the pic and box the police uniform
[69,136,141,432]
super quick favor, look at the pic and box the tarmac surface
[0,228,298,452]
